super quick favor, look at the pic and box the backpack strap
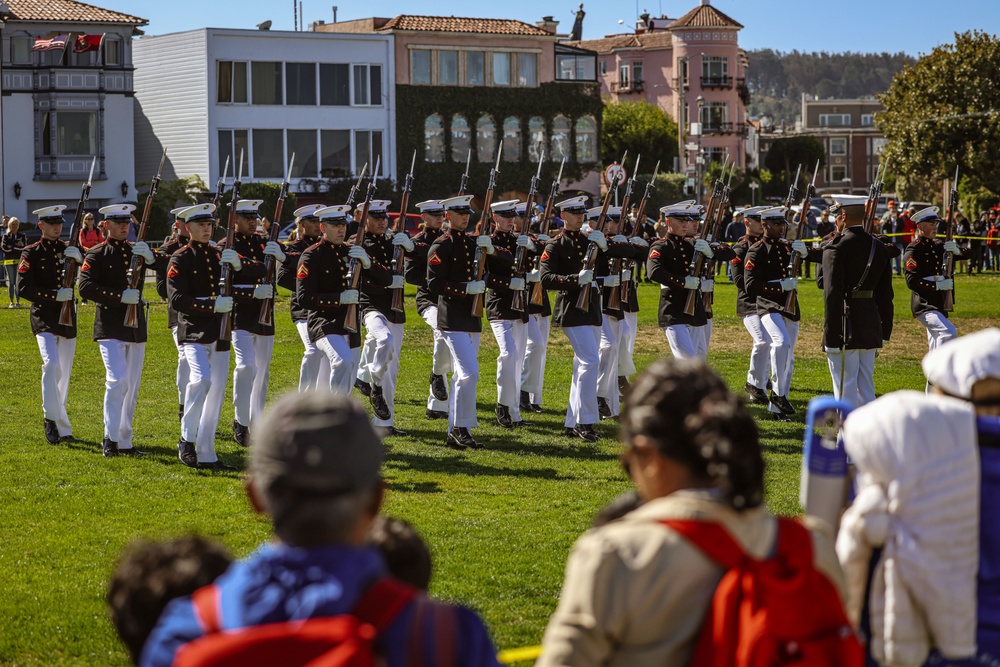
[659,519,748,569]
[191,584,222,634]
[351,577,419,633]
[773,517,814,570]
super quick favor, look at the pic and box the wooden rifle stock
[257,153,295,327]
[59,156,96,327]
[511,151,545,313]
[604,155,640,312]
[702,166,735,314]
[529,157,565,307]
[682,161,727,317]
[390,152,417,314]
[344,157,380,334]
[576,152,625,312]
[612,161,660,309]
[218,150,244,343]
[125,150,167,328]
[470,144,503,317]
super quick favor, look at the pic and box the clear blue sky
[117,0,995,56]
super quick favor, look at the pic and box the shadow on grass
[385,450,565,480]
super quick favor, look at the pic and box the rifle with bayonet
[702,163,736,313]
[390,151,417,314]
[682,155,728,316]
[784,159,820,314]
[459,149,472,196]
[346,162,368,208]
[576,151,626,312]
[609,160,660,310]
[862,158,888,235]
[213,155,230,219]
[344,156,380,334]
[785,164,802,211]
[257,152,295,326]
[604,154,640,312]
[510,149,545,313]
[470,143,503,317]
[942,165,959,312]
[217,149,244,343]
[124,149,167,329]
[529,157,566,307]
[58,156,97,327]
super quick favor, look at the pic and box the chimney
[570,3,585,41]
[701,0,710,5]
[308,19,326,31]
[536,15,559,34]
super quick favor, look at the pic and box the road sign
[604,163,626,187]
[685,143,700,151]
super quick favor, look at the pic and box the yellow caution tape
[1,259,18,265]
[497,645,543,663]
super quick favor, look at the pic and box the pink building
[570,0,749,175]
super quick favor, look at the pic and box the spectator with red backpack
[140,391,500,667]
[536,358,859,667]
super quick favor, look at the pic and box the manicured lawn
[0,272,996,664]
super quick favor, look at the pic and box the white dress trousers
[420,306,452,413]
[598,316,622,417]
[695,320,713,359]
[917,310,957,352]
[317,333,355,396]
[362,311,404,427]
[97,339,145,448]
[442,331,480,430]
[231,329,274,428]
[171,326,190,406]
[826,348,878,409]
[617,310,638,378]
[664,324,700,360]
[521,313,551,406]
[181,343,230,463]
[295,319,329,391]
[490,318,527,421]
[36,333,76,437]
[741,314,772,390]
[563,325,602,428]
[356,331,375,385]
[760,313,799,413]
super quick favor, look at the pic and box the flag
[31,35,69,52]
[74,34,105,53]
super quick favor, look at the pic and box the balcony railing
[700,75,732,88]
[611,80,644,94]
[701,122,743,135]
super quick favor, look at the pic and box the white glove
[779,277,800,291]
[220,249,242,271]
[587,231,608,251]
[390,275,405,290]
[131,241,154,264]
[476,235,495,255]
[536,234,551,243]
[578,269,594,285]
[701,278,715,293]
[253,284,273,300]
[621,269,632,283]
[509,277,526,291]
[64,246,83,263]
[944,240,961,256]
[791,240,808,258]
[56,287,74,302]
[516,235,536,252]
[339,289,359,304]
[602,274,620,288]
[935,278,954,291]
[694,239,714,258]
[263,241,286,263]
[683,276,701,290]
[348,245,371,269]
[213,296,233,313]
[465,280,486,295]
[526,269,541,283]
[612,234,628,244]
[120,289,140,304]
[392,233,414,252]
[630,236,649,248]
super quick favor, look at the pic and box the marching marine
[153,207,192,421]
[519,202,552,415]
[731,206,772,404]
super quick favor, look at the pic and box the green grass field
[0,272,997,665]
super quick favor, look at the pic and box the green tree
[601,100,678,174]
[239,182,298,226]
[763,136,825,185]
[137,175,206,241]
[878,31,1000,206]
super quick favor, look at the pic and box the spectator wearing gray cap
[141,391,501,667]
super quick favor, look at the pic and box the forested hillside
[745,50,915,126]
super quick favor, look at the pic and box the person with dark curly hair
[537,358,847,667]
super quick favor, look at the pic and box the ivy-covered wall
[394,81,604,204]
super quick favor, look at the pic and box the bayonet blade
[236,148,245,181]
[464,149,472,176]
[633,154,641,181]
[494,141,503,172]
[556,156,566,183]
[651,160,661,180]
[409,149,417,175]
[220,154,230,182]
[155,149,167,178]
[86,156,97,186]
[810,159,820,186]
[372,156,381,186]
[285,152,296,182]
[535,150,545,179]
[793,163,802,188]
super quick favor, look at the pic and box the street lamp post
[749,180,759,206]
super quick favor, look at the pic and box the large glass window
[352,64,382,106]
[425,114,445,163]
[619,62,630,89]
[251,62,282,105]
[217,61,248,103]
[411,50,431,84]
[556,53,596,81]
[451,115,471,162]
[320,130,351,177]
[830,137,847,155]
[467,52,485,86]
[701,56,728,84]
[218,129,250,177]
[285,63,316,106]
[355,130,383,177]
[287,129,318,177]
[319,64,349,106]
[11,36,32,65]
[575,116,597,163]
[633,62,643,85]
[503,117,521,162]
[439,51,458,85]
[550,115,571,162]
[701,102,727,130]
[518,53,537,87]
[252,129,284,178]
[820,114,851,127]
[476,115,496,163]
[493,52,511,85]
[104,38,121,66]
[528,117,546,162]
[55,112,97,155]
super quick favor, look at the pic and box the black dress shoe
[355,378,372,397]
[430,373,448,401]
[618,375,630,395]
[426,409,449,420]
[118,447,146,457]
[772,411,792,423]
[496,404,514,429]
[178,403,184,422]
[597,397,612,420]
[178,439,198,468]
[745,383,769,405]
[512,420,529,428]
[44,419,60,444]
[448,427,481,450]
[197,459,238,471]
[59,434,74,443]
[529,403,544,413]
[445,429,469,450]
[566,424,599,442]
[375,425,407,438]
[102,437,119,458]
[769,392,796,415]
[233,420,250,447]
[519,390,533,413]
[370,384,391,420]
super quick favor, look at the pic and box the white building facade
[133,28,395,191]
[0,1,146,222]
